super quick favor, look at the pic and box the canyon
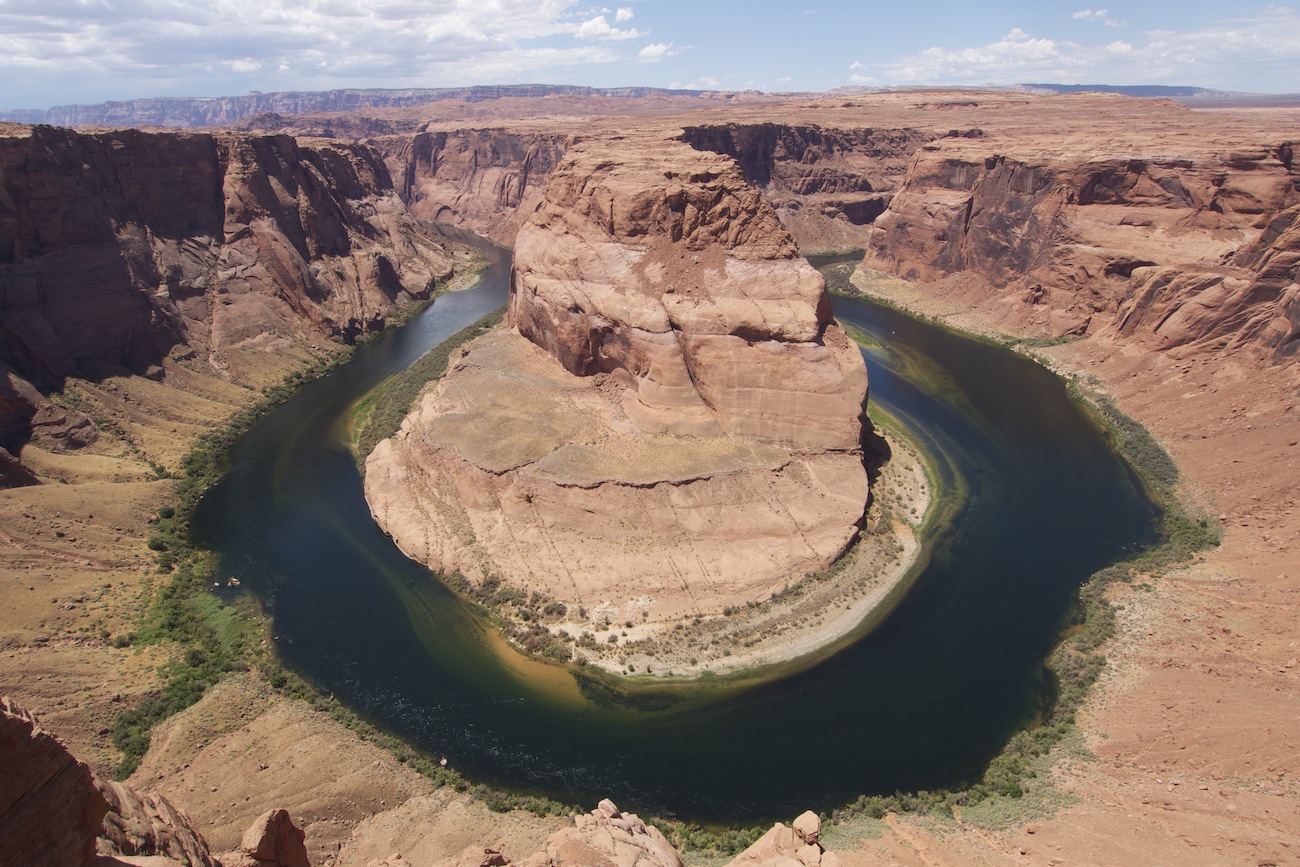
[0,89,1298,866]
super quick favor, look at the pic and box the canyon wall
[374,130,571,245]
[0,124,458,467]
[679,123,935,251]
[0,85,711,128]
[862,137,1300,358]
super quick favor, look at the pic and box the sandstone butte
[364,136,871,632]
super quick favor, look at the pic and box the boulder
[217,808,311,867]
[727,813,835,867]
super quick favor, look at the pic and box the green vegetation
[818,262,1219,835]
[349,306,505,462]
[108,350,346,778]
[107,275,480,778]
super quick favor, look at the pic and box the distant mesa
[0,84,715,128]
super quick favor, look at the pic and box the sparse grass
[349,306,505,463]
[818,265,1220,839]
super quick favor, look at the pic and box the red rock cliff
[509,136,868,450]
[863,135,1300,359]
[0,124,458,468]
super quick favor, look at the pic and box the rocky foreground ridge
[0,123,462,482]
[365,136,871,651]
[3,693,834,867]
[1,694,311,867]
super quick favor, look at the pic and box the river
[191,233,1160,822]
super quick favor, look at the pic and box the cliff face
[374,129,571,245]
[679,123,934,252]
[509,138,867,449]
[0,696,108,867]
[366,137,869,649]
[863,138,1300,358]
[0,124,457,462]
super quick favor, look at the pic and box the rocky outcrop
[680,123,934,251]
[725,811,838,867]
[366,137,869,646]
[218,809,312,867]
[862,136,1300,358]
[98,780,219,867]
[0,696,109,867]
[2,694,317,867]
[375,130,570,245]
[0,124,458,464]
[509,137,867,450]
[521,799,682,867]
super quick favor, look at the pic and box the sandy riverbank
[563,424,933,679]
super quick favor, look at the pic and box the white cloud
[615,7,634,22]
[0,0,634,106]
[638,41,673,60]
[849,73,877,84]
[669,75,721,90]
[575,14,642,40]
[1073,9,1122,27]
[867,9,1300,89]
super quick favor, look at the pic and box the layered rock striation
[862,132,1300,358]
[680,123,935,252]
[0,124,459,476]
[366,137,869,634]
[377,130,571,246]
[0,695,108,867]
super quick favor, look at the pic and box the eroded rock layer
[862,129,1300,358]
[0,124,459,476]
[366,138,868,625]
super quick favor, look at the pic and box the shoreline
[554,422,935,680]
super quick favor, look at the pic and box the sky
[2,0,1299,109]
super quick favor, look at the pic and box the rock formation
[374,802,838,867]
[218,808,312,867]
[727,810,838,867]
[366,136,868,640]
[376,130,571,246]
[679,123,934,252]
[0,124,460,476]
[2,694,315,867]
[520,799,682,867]
[508,138,867,450]
[0,695,109,867]
[98,780,220,866]
[0,85,713,128]
[862,133,1300,358]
